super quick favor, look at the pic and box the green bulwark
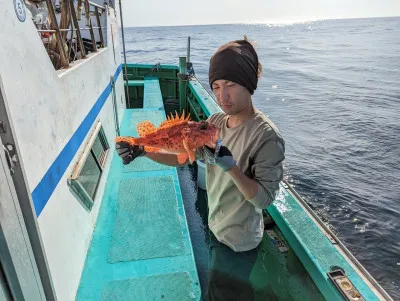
[76,78,201,300]
[268,184,381,301]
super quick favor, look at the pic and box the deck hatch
[100,272,195,301]
[107,176,185,262]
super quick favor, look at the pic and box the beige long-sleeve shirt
[202,109,285,252]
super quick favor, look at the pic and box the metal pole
[46,0,69,68]
[187,36,190,63]
[178,56,187,114]
[37,27,105,32]
[88,1,105,9]
[95,7,104,48]
[69,0,86,58]
[110,76,120,136]
[84,0,97,52]
[59,0,70,42]
[118,0,130,108]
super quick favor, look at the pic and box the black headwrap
[209,40,259,95]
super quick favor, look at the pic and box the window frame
[68,121,109,210]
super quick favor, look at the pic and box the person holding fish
[116,37,285,301]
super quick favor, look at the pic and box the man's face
[211,79,251,115]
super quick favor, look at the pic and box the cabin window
[68,121,109,210]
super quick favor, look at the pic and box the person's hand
[116,141,146,165]
[202,145,236,171]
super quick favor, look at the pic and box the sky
[118,0,400,27]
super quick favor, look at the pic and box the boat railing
[26,0,109,70]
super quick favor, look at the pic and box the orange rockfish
[114,111,220,164]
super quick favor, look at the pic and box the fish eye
[200,121,208,130]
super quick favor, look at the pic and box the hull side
[0,2,125,300]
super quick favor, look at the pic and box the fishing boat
[0,0,394,300]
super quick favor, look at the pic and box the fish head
[183,121,221,148]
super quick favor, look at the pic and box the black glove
[116,141,146,165]
[202,145,237,171]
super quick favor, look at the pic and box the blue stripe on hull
[32,64,122,217]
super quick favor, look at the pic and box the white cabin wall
[0,2,124,300]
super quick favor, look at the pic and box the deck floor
[76,108,201,300]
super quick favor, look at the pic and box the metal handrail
[37,27,105,32]
[118,0,130,106]
[88,1,105,10]
[35,0,107,69]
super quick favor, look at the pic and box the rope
[143,62,161,76]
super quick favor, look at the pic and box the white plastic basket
[196,160,206,190]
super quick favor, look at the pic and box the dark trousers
[204,232,259,301]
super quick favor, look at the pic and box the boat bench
[124,80,145,87]
[143,76,164,110]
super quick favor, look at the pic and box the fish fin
[182,138,195,164]
[177,153,188,164]
[182,137,190,152]
[181,109,191,121]
[188,150,196,164]
[144,146,161,152]
[159,111,190,129]
[137,121,157,137]
[115,136,136,144]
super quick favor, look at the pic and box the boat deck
[75,74,384,301]
[76,78,201,300]
[75,76,325,301]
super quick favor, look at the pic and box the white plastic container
[197,160,207,190]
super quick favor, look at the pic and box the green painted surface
[124,80,144,86]
[76,108,201,300]
[187,98,202,121]
[143,77,164,109]
[268,184,380,301]
[100,272,195,301]
[113,64,385,300]
[126,63,179,70]
[121,109,165,137]
[188,78,221,117]
[250,226,325,301]
[108,176,185,262]
[123,64,179,110]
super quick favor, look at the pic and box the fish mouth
[207,127,221,148]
